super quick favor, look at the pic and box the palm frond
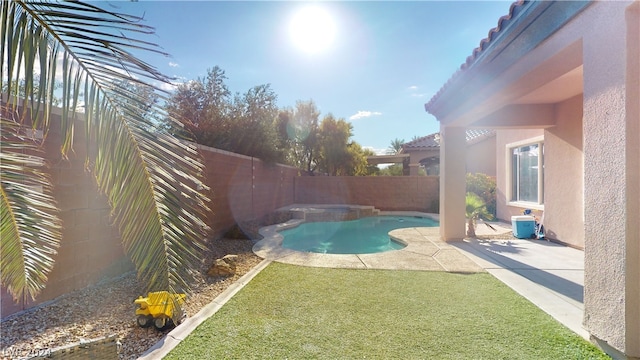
[465,192,494,221]
[0,107,61,301]
[1,0,210,296]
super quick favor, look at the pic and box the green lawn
[166,263,608,359]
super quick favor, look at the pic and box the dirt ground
[0,238,263,360]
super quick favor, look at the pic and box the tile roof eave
[425,0,592,121]
[424,0,526,117]
[402,130,496,151]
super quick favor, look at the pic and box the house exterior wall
[466,136,496,176]
[482,1,637,356]
[408,149,438,176]
[295,176,439,212]
[580,2,638,355]
[495,129,544,221]
[404,136,496,177]
[428,1,639,357]
[625,2,640,357]
[544,95,584,249]
[496,95,584,249]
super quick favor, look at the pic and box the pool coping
[252,210,484,273]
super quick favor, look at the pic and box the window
[509,140,544,205]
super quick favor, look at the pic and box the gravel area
[0,238,263,360]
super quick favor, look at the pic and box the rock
[0,240,261,360]
[222,254,238,263]
[207,255,238,277]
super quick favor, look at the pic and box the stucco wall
[491,1,635,354]
[494,95,584,250]
[544,95,584,249]
[428,0,637,356]
[466,136,496,176]
[580,1,635,354]
[295,176,439,212]
[495,129,544,221]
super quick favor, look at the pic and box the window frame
[506,136,544,210]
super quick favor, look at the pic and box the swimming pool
[280,216,438,254]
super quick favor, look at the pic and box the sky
[113,1,514,155]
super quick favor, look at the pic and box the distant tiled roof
[425,0,526,111]
[402,129,495,151]
[402,133,440,151]
[465,129,496,145]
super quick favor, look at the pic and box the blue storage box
[511,215,535,239]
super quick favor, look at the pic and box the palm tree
[386,138,405,155]
[1,1,209,303]
[465,192,494,238]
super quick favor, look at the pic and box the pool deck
[252,218,483,273]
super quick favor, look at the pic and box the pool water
[280,216,438,254]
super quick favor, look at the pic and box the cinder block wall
[294,176,439,212]
[197,145,300,236]
[1,108,438,318]
[1,115,129,318]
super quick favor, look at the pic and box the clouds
[349,110,382,121]
[407,85,427,98]
[158,81,178,92]
[363,146,388,156]
[169,61,180,68]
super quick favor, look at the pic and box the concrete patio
[453,236,586,339]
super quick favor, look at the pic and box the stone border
[26,334,117,360]
[138,259,272,359]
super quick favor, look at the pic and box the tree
[228,84,283,163]
[465,192,494,238]
[317,114,353,175]
[165,68,285,162]
[1,76,61,106]
[387,138,405,155]
[279,100,321,173]
[112,79,161,129]
[347,142,378,176]
[466,173,497,218]
[164,66,231,146]
[379,164,404,176]
[1,1,209,302]
[314,114,377,176]
[275,110,295,165]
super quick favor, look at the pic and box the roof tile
[425,0,526,112]
[402,129,495,151]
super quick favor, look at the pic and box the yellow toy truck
[134,291,186,330]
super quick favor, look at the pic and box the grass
[166,263,608,359]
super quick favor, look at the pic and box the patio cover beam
[472,104,556,129]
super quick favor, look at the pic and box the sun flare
[289,6,336,54]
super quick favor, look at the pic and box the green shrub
[466,173,496,219]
